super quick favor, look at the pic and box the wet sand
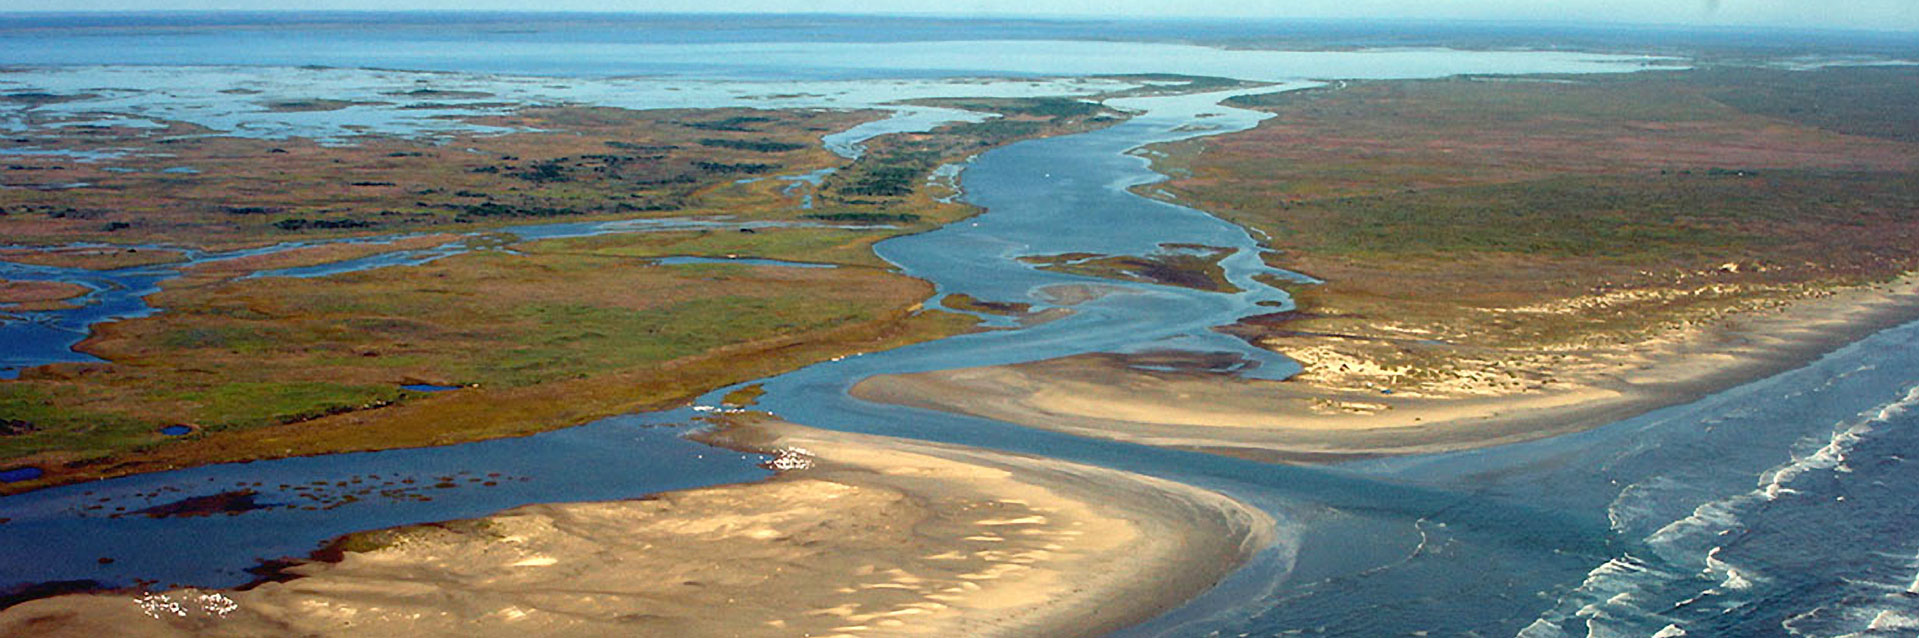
[0,417,1270,637]
[853,275,1919,463]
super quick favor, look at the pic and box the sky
[3,0,1917,32]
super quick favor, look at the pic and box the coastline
[0,417,1272,637]
[852,273,1919,463]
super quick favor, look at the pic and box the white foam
[1870,385,1919,422]
[1536,382,1919,638]
[1515,618,1569,638]
[1866,609,1919,631]
[1646,499,1747,563]
[1758,422,1869,501]
[1719,568,1756,592]
[1586,555,1651,580]
[1521,553,1684,638]
[1819,606,1919,638]
[1903,549,1919,595]
[1527,385,1919,638]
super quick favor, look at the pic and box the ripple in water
[1524,384,1919,638]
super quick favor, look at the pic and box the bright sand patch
[0,418,1271,637]
[853,274,1919,463]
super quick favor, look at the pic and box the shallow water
[2,16,1910,638]
[0,253,179,379]
[0,65,1133,143]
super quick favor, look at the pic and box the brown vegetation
[0,280,90,312]
[1153,66,1919,399]
[0,106,874,250]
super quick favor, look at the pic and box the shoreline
[0,417,1272,637]
[852,273,1919,463]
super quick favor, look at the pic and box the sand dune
[854,274,1919,463]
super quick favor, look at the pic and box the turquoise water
[1,15,1913,638]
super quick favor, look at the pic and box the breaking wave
[1522,385,1919,637]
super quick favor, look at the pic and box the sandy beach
[853,274,1919,463]
[0,417,1271,637]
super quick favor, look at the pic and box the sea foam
[1522,383,1919,637]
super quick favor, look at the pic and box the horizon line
[1,10,1916,37]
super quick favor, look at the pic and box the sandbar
[853,274,1919,463]
[0,417,1271,637]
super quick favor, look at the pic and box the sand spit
[0,418,1271,638]
[853,275,1919,463]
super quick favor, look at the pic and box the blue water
[1338,326,1919,638]
[2,15,1915,638]
[4,13,1910,71]
[0,252,178,379]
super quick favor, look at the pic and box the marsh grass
[0,244,956,476]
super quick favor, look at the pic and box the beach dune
[853,275,1919,463]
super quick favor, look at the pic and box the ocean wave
[1521,383,1919,637]
[1865,609,1919,633]
[1788,598,1919,638]
[1803,551,1919,638]
[1758,416,1877,502]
